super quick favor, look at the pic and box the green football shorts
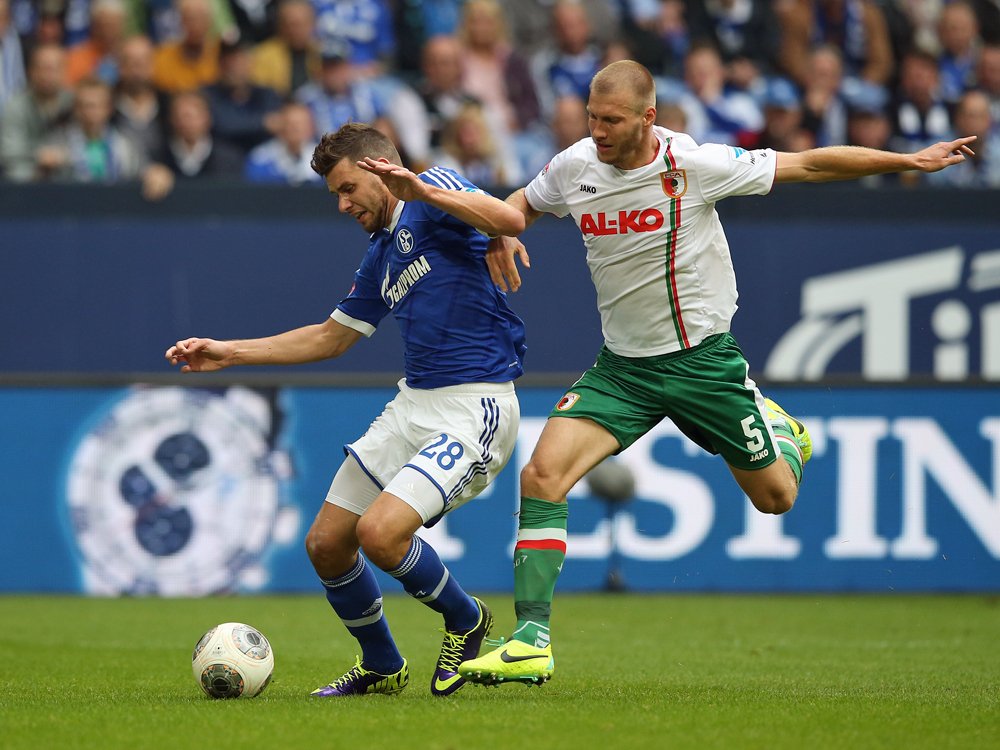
[549,333,779,471]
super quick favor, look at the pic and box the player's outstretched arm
[357,157,526,237]
[774,136,977,184]
[165,318,363,372]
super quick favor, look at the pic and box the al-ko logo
[580,209,664,236]
[766,246,1000,380]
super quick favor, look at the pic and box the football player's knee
[751,487,796,515]
[520,460,565,500]
[305,525,335,566]
[355,515,399,568]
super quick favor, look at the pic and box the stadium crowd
[1,0,999,196]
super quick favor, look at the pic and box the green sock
[771,419,803,483]
[512,496,568,648]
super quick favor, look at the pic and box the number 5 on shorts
[741,415,765,452]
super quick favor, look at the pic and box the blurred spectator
[969,0,1000,44]
[136,0,237,45]
[369,114,422,169]
[890,49,951,153]
[844,80,899,185]
[616,0,688,78]
[0,43,72,181]
[938,0,982,102]
[245,100,322,184]
[204,36,281,153]
[155,89,243,176]
[891,0,945,56]
[602,37,636,67]
[311,0,394,78]
[153,0,220,93]
[930,89,1000,185]
[391,0,464,79]
[65,0,127,86]
[978,43,1000,121]
[251,0,319,96]
[431,101,521,186]
[500,0,619,59]
[295,41,388,135]
[0,0,26,117]
[778,0,894,88]
[757,76,813,151]
[655,99,688,132]
[459,0,541,135]
[679,42,763,146]
[549,92,588,148]
[113,34,170,158]
[416,34,481,153]
[35,77,146,181]
[799,44,848,146]
[686,0,781,89]
[43,0,94,47]
[227,0,278,44]
[530,0,602,117]
[520,93,588,177]
[13,0,68,49]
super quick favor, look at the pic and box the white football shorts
[325,378,519,524]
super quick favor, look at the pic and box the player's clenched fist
[165,337,234,372]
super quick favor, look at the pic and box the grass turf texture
[1,594,997,750]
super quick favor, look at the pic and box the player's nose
[337,194,352,213]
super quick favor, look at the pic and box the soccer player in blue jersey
[165,122,527,698]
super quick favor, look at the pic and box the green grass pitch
[1,594,997,749]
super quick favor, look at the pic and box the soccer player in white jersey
[166,123,529,697]
[459,60,976,686]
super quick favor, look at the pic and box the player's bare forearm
[166,319,361,372]
[775,137,976,184]
[506,188,543,230]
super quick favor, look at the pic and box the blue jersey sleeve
[417,167,492,240]
[332,248,389,335]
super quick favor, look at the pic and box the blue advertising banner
[2,186,997,379]
[1,385,997,594]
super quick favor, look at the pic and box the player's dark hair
[310,122,401,177]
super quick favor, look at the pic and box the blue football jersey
[332,167,527,389]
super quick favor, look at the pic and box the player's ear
[644,106,656,127]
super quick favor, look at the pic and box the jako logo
[580,209,664,236]
[579,184,597,194]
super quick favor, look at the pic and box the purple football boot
[311,657,408,697]
[431,597,493,696]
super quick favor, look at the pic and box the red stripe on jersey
[515,539,568,553]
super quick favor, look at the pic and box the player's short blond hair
[590,60,656,113]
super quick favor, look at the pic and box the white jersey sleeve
[689,143,776,204]
[523,145,577,218]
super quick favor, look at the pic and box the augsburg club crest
[660,169,687,198]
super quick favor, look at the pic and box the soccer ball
[192,622,274,698]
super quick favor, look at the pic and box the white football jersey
[525,126,776,357]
